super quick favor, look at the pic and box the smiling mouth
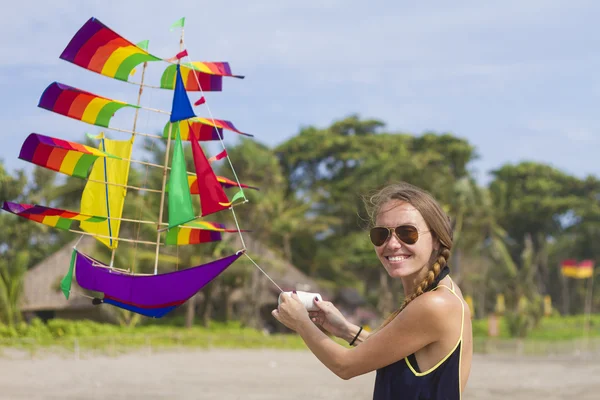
[386,255,412,262]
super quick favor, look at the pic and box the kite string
[132,76,157,271]
[73,234,84,250]
[243,253,284,293]
[228,197,248,250]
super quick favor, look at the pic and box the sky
[1,0,599,186]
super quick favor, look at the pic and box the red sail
[189,123,231,216]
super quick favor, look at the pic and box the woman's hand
[271,291,311,332]
[309,298,353,340]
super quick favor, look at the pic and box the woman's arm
[274,291,453,380]
[307,298,371,345]
[343,323,370,346]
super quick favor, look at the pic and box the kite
[2,17,261,318]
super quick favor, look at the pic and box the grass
[0,319,344,357]
[471,314,600,340]
[1,315,599,358]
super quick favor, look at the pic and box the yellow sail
[80,133,133,249]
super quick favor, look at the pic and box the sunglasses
[369,225,428,246]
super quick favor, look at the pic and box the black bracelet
[349,326,363,346]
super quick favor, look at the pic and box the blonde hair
[363,182,453,330]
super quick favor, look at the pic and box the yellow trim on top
[404,279,465,382]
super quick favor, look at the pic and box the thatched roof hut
[20,235,112,321]
[229,235,331,303]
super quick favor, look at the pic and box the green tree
[0,163,56,325]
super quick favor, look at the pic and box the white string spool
[278,291,322,311]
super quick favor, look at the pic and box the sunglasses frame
[369,224,430,247]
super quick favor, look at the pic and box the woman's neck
[401,267,432,297]
[401,265,450,297]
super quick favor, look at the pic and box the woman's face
[373,200,437,279]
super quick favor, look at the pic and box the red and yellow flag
[561,259,594,279]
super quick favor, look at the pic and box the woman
[272,182,473,399]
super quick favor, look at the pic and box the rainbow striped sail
[164,118,253,141]
[2,16,258,319]
[160,62,244,91]
[165,220,251,246]
[60,17,162,82]
[19,133,118,179]
[182,62,244,78]
[38,82,139,128]
[2,202,106,230]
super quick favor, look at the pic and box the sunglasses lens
[370,227,390,246]
[395,225,419,244]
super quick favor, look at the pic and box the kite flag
[170,65,196,122]
[189,127,232,216]
[208,150,228,163]
[60,249,77,299]
[136,40,149,51]
[170,17,185,30]
[167,129,196,229]
[166,50,189,63]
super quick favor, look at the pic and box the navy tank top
[372,279,465,400]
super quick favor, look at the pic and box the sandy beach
[0,348,598,400]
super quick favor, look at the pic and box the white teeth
[388,255,410,262]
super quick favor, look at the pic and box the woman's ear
[432,235,442,253]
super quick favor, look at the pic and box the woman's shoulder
[404,282,465,326]
[412,289,459,313]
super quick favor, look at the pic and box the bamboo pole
[99,215,168,226]
[153,113,173,275]
[139,105,170,115]
[101,126,162,139]
[117,156,218,177]
[78,252,158,275]
[87,178,162,193]
[68,229,159,246]
[125,80,164,90]
[131,63,149,138]
[127,61,149,273]
[152,27,186,275]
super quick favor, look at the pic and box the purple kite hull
[74,250,243,317]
